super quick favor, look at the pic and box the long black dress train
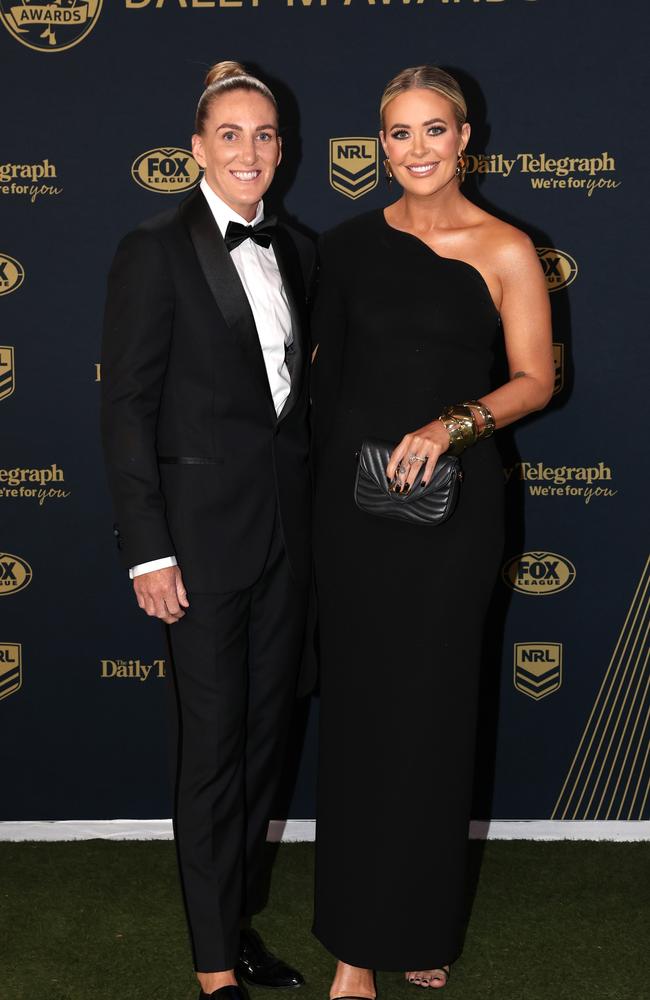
[311,209,505,971]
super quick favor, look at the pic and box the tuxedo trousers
[165,515,308,972]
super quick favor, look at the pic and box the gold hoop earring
[383,158,393,186]
[455,151,467,185]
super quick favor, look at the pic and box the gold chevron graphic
[517,670,561,688]
[552,554,650,820]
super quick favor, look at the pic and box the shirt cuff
[129,556,177,579]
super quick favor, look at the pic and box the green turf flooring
[1,841,648,1000]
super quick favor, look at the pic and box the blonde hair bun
[195,61,278,135]
[205,61,247,88]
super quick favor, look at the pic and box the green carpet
[1,841,648,1000]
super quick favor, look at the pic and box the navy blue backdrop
[1,0,648,824]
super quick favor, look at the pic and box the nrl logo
[553,342,564,395]
[0,346,15,402]
[329,138,378,200]
[0,1,103,53]
[0,643,22,701]
[514,642,562,700]
[536,247,578,293]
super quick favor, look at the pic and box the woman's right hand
[386,418,451,492]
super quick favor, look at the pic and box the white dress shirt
[130,178,293,579]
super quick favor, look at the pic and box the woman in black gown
[311,67,553,996]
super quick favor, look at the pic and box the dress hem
[311,923,463,973]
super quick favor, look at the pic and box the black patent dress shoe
[198,986,246,1000]
[236,927,305,989]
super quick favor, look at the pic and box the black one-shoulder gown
[311,210,505,971]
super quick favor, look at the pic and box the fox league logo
[0,254,25,296]
[502,552,576,595]
[131,148,201,194]
[536,248,578,292]
[0,552,32,595]
[329,138,378,200]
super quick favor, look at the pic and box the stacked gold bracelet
[438,404,476,455]
[438,400,496,456]
[464,399,496,439]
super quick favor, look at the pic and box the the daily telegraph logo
[0,0,102,53]
[131,148,201,194]
[536,248,577,293]
[0,552,32,596]
[0,465,71,505]
[329,138,378,200]
[0,347,15,402]
[0,642,22,702]
[466,152,620,196]
[0,161,62,202]
[514,642,562,700]
[0,254,25,297]
[502,552,576,595]
[504,462,617,504]
[100,658,166,681]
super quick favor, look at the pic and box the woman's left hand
[386,420,451,492]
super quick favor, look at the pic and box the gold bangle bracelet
[439,404,478,448]
[463,399,496,439]
[438,416,467,456]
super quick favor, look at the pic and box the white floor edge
[0,819,649,842]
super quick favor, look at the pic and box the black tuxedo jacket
[101,186,315,593]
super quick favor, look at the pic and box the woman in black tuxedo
[101,62,315,1000]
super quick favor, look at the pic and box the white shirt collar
[200,177,264,238]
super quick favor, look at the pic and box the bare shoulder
[467,214,539,288]
[473,211,534,258]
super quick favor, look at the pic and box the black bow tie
[224,217,277,252]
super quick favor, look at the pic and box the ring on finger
[408,453,427,464]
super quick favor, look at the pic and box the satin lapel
[272,226,306,423]
[180,188,274,414]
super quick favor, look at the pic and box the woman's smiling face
[192,88,282,220]
[381,87,470,197]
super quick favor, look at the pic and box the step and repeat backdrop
[1,0,648,824]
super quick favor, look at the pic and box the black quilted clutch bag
[354,438,462,526]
